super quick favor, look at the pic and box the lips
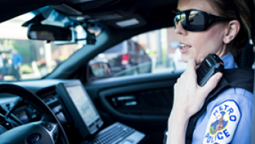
[179,43,192,53]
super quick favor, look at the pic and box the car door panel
[85,72,182,133]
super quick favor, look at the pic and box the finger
[200,72,223,95]
[186,59,196,72]
[177,78,181,83]
[174,83,177,90]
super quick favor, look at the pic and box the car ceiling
[0,0,177,29]
[0,0,60,23]
[52,0,177,28]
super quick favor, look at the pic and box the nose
[174,22,187,36]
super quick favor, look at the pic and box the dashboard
[0,79,149,144]
[0,74,170,144]
[0,79,90,143]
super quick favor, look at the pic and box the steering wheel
[0,84,69,144]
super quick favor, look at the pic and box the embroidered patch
[203,100,241,144]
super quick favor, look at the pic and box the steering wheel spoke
[40,121,59,143]
[0,121,55,144]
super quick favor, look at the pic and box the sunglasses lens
[174,10,205,31]
[186,11,205,31]
[174,13,186,27]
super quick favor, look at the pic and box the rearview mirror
[27,24,73,41]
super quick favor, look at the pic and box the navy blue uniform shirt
[192,53,253,144]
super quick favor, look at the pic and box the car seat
[236,42,254,68]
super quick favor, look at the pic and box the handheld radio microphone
[196,54,224,86]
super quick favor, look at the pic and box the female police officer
[167,0,253,143]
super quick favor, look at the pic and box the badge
[203,100,241,144]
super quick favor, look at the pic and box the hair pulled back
[207,0,252,59]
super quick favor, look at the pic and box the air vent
[40,90,59,106]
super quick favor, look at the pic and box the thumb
[200,72,223,95]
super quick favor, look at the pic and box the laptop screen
[56,80,104,138]
[65,85,100,126]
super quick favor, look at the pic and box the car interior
[0,0,254,144]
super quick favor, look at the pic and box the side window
[89,27,187,80]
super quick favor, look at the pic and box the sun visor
[66,0,102,4]
[22,8,76,28]
[51,4,83,16]
[107,14,146,29]
[88,12,123,20]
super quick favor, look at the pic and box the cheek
[187,25,225,58]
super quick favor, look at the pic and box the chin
[181,55,189,63]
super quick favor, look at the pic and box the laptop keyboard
[86,122,136,144]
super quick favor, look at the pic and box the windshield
[0,13,82,81]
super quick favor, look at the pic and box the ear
[223,20,240,44]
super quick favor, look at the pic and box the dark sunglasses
[173,10,233,32]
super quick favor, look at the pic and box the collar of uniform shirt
[220,53,238,69]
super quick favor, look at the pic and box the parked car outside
[91,39,152,77]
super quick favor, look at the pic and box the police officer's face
[175,0,228,63]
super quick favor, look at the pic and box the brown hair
[207,0,252,59]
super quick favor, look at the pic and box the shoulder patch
[203,100,241,144]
